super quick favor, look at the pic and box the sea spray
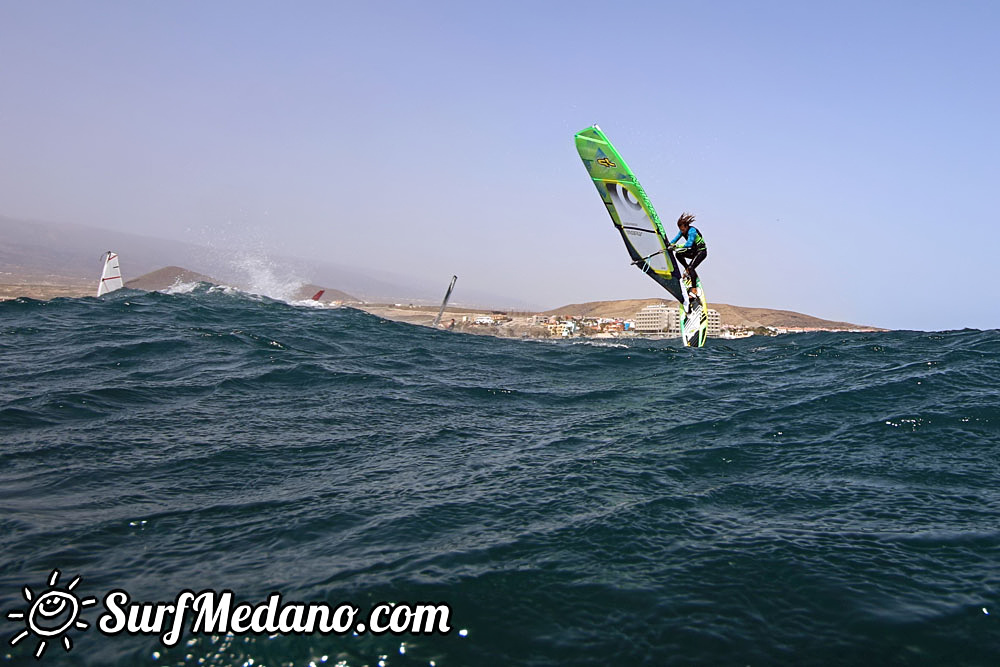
[180,217,306,302]
[226,249,305,302]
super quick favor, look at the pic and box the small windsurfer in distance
[668,212,707,308]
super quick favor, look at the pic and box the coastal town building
[547,320,577,337]
[705,308,721,336]
[634,303,721,336]
[634,304,672,332]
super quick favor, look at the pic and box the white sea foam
[161,279,202,295]
[288,298,337,309]
[207,284,244,297]
[571,340,630,348]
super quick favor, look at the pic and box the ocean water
[1,287,998,666]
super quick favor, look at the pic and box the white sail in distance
[97,251,124,296]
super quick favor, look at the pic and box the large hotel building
[634,303,721,336]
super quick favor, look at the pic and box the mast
[432,275,458,327]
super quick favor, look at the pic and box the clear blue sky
[2,1,997,330]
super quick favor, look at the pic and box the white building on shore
[634,303,721,336]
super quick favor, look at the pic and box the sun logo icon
[6,569,97,659]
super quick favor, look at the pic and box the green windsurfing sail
[574,125,684,304]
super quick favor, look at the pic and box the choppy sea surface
[1,286,998,666]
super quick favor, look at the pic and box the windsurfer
[668,213,707,305]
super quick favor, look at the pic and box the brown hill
[709,303,882,330]
[544,298,884,330]
[125,266,217,291]
[124,267,358,302]
[292,283,358,303]
[544,299,665,319]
